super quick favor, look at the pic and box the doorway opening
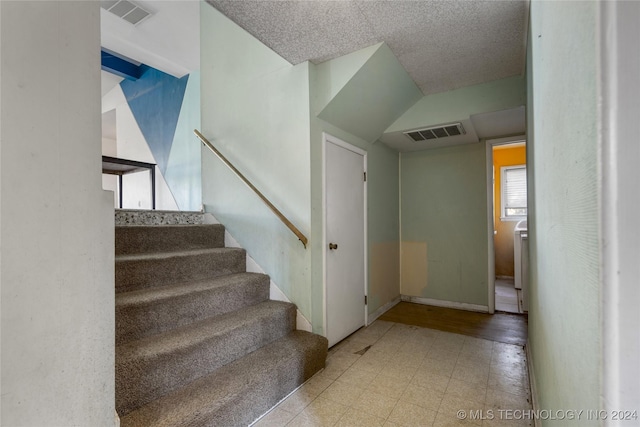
[486,136,527,314]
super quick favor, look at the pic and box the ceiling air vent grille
[101,0,151,25]
[404,123,466,142]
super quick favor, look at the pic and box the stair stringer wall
[201,4,313,330]
[203,213,312,332]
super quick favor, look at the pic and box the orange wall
[493,144,526,277]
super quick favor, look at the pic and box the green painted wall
[308,43,414,330]
[528,2,602,423]
[308,115,375,331]
[400,143,488,306]
[309,46,379,331]
[387,75,526,133]
[391,73,527,310]
[366,141,401,314]
[308,115,401,328]
[200,4,519,334]
[314,43,382,113]
[317,43,423,143]
[200,4,312,319]
[200,7,411,334]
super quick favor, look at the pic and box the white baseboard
[368,296,401,324]
[401,295,489,313]
[496,275,515,280]
[526,339,541,427]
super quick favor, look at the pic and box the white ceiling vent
[404,123,466,142]
[101,0,152,25]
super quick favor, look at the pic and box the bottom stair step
[116,300,296,416]
[120,330,328,427]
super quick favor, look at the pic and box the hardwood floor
[378,302,528,346]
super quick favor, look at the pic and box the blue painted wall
[121,66,188,175]
[119,66,201,211]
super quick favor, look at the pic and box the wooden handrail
[194,129,308,249]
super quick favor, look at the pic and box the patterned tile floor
[254,320,532,427]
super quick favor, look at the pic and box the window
[501,165,527,220]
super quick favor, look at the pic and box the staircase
[114,210,328,426]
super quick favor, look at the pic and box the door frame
[322,132,368,341]
[485,134,526,314]
[601,0,640,412]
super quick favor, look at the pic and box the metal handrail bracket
[194,129,308,249]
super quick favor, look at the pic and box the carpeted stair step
[115,248,245,293]
[116,300,296,416]
[116,273,270,345]
[116,224,225,255]
[120,330,328,427]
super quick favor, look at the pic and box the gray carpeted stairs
[115,213,327,426]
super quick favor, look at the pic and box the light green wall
[317,43,423,143]
[309,44,415,330]
[400,143,488,306]
[387,75,526,133]
[200,6,409,334]
[528,2,601,423]
[309,114,370,332]
[390,70,526,310]
[366,141,401,314]
[314,43,381,113]
[200,3,518,334]
[200,4,312,319]
[308,117,401,329]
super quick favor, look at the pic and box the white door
[325,135,366,347]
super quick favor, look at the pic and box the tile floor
[254,320,532,427]
[495,279,522,314]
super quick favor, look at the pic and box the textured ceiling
[207,0,528,95]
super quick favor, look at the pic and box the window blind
[504,166,527,217]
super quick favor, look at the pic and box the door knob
[329,243,338,250]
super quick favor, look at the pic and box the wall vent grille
[101,0,152,25]
[404,123,466,142]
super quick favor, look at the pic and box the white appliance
[514,220,528,290]
[521,233,529,312]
